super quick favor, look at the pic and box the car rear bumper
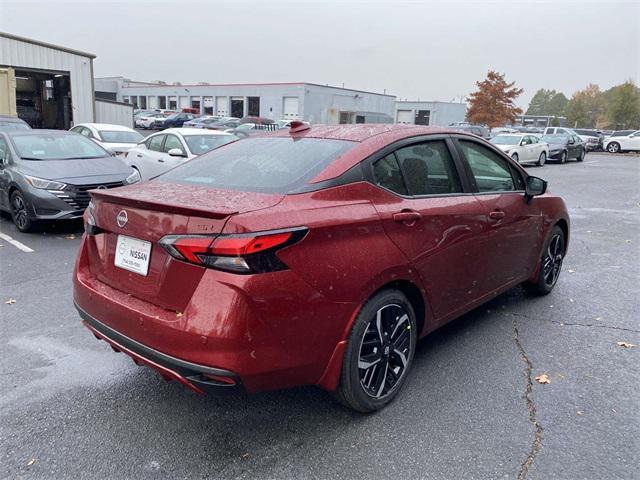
[76,302,241,394]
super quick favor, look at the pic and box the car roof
[0,115,27,123]
[75,123,136,131]
[158,128,233,136]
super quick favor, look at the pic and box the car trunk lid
[85,181,283,311]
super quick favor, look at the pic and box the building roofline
[96,77,395,97]
[0,31,97,59]
[396,100,467,105]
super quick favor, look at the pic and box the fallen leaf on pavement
[5,298,16,305]
[568,269,575,273]
[577,411,583,415]
[535,374,551,384]
[616,341,636,349]
[27,458,36,466]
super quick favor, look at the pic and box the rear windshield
[99,130,144,144]
[183,134,237,155]
[490,135,521,145]
[0,121,30,131]
[160,137,355,193]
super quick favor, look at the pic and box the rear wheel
[525,225,565,295]
[336,289,417,412]
[607,142,620,153]
[536,151,546,166]
[576,149,585,162]
[511,153,519,163]
[10,190,34,233]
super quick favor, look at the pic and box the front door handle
[136,154,142,158]
[393,210,422,226]
[157,159,165,163]
[489,210,505,221]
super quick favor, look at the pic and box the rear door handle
[489,210,505,220]
[136,154,142,158]
[393,210,422,226]
[157,159,165,163]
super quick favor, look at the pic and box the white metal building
[395,101,467,127]
[0,31,96,128]
[95,77,396,124]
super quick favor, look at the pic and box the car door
[159,134,188,173]
[622,131,640,150]
[368,136,490,321]
[520,135,533,161]
[454,138,543,291]
[527,135,543,160]
[131,134,166,179]
[0,135,11,209]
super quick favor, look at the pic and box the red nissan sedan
[73,123,569,412]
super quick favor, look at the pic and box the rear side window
[395,140,462,195]
[458,140,516,193]
[373,154,407,195]
[160,137,355,193]
[147,135,164,152]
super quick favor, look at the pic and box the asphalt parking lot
[1,153,638,480]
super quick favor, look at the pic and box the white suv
[603,130,640,153]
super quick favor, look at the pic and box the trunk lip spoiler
[88,190,238,219]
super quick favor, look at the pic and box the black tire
[536,151,546,166]
[559,151,567,164]
[511,153,519,163]
[10,190,35,233]
[576,149,585,162]
[336,289,417,412]
[607,142,620,154]
[525,225,565,296]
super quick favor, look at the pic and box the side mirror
[519,140,527,146]
[168,148,186,157]
[525,176,547,198]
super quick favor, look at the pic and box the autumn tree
[604,81,640,129]
[565,84,605,128]
[466,71,523,128]
[526,89,568,117]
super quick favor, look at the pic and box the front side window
[373,153,407,195]
[394,140,462,195]
[0,137,9,162]
[163,134,185,154]
[458,140,516,193]
[160,137,355,194]
[147,134,165,152]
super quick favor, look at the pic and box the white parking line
[0,233,34,253]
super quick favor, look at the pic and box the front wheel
[576,149,585,162]
[511,153,519,163]
[10,190,35,232]
[336,289,417,412]
[607,142,620,153]
[559,151,567,164]
[525,225,565,295]
[537,151,546,166]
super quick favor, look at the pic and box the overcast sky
[1,0,638,107]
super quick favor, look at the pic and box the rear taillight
[159,227,307,274]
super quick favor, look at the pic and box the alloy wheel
[538,152,546,166]
[608,143,619,153]
[11,193,28,230]
[542,233,564,288]
[358,304,412,399]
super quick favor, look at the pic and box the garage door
[215,96,228,117]
[179,96,189,109]
[396,110,413,124]
[283,97,299,120]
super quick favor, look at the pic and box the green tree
[565,84,605,128]
[466,71,523,128]
[526,89,568,116]
[605,81,640,129]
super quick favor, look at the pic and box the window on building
[158,96,167,109]
[415,110,430,125]
[247,97,260,117]
[191,98,201,111]
[130,96,138,108]
[123,96,130,104]
[168,96,177,110]
[139,96,147,109]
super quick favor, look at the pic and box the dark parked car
[205,119,241,131]
[0,115,31,131]
[160,112,197,129]
[74,124,569,412]
[540,134,586,163]
[449,124,491,140]
[0,130,140,232]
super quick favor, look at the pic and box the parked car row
[490,132,586,165]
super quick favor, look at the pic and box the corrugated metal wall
[95,99,134,128]
[0,33,95,124]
